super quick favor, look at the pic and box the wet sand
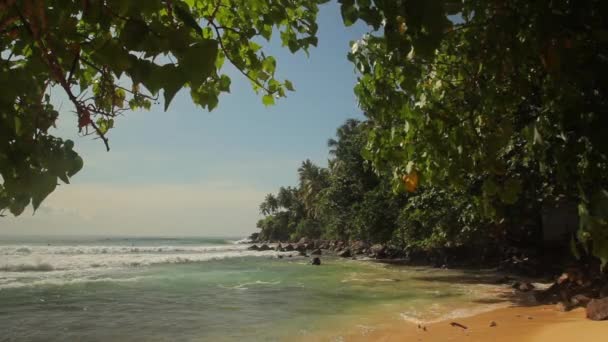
[310,305,608,341]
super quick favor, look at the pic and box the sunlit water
[0,236,510,341]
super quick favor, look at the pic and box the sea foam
[0,243,285,289]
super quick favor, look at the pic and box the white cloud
[0,181,267,237]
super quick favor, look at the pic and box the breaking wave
[0,243,288,289]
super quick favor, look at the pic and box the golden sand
[309,305,608,341]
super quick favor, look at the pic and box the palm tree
[327,118,360,157]
[297,159,329,218]
[259,193,278,216]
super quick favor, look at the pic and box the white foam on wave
[0,275,145,290]
[218,280,282,290]
[0,245,283,271]
[0,243,288,289]
[398,301,510,325]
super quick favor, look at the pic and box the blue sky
[0,2,370,237]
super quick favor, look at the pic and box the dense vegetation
[2,1,608,267]
[257,0,608,266]
[255,119,545,260]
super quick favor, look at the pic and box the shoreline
[306,304,608,341]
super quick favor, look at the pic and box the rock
[494,276,512,284]
[259,244,271,251]
[350,241,370,255]
[370,244,387,259]
[534,282,561,304]
[298,237,310,245]
[489,321,497,327]
[284,244,295,252]
[275,243,283,251]
[600,283,608,298]
[556,301,572,312]
[247,245,260,251]
[571,294,592,307]
[311,257,321,266]
[512,281,535,292]
[338,249,352,258]
[586,297,608,321]
[277,255,284,259]
[311,249,322,255]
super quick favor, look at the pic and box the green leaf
[174,3,203,36]
[262,94,275,106]
[159,64,186,111]
[284,79,295,91]
[176,39,218,89]
[340,1,359,26]
[32,173,57,212]
[14,116,22,136]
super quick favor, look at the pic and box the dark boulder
[311,257,321,266]
[350,241,369,255]
[298,237,310,245]
[600,283,608,298]
[284,244,295,252]
[311,249,322,256]
[512,281,535,292]
[248,245,260,251]
[571,294,592,307]
[587,297,608,321]
[338,249,352,258]
[556,301,573,312]
[259,244,271,251]
[370,244,387,259]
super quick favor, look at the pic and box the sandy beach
[330,305,608,341]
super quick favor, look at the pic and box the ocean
[0,236,509,341]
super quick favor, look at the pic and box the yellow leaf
[402,170,419,193]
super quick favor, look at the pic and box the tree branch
[209,21,274,94]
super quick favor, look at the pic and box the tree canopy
[340,0,608,265]
[0,0,327,216]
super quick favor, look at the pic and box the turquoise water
[0,236,508,341]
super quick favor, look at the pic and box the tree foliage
[256,119,499,250]
[340,0,608,264]
[0,0,327,216]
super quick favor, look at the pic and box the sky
[0,2,370,237]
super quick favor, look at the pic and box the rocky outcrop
[350,241,370,255]
[338,249,352,258]
[259,244,271,251]
[284,244,295,251]
[247,245,260,251]
[587,297,608,321]
[512,281,535,292]
[370,244,387,259]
